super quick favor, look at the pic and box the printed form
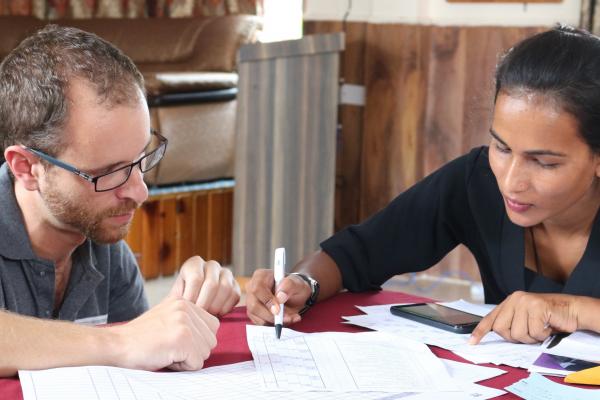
[246,325,458,393]
[20,358,506,400]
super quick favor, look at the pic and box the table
[0,290,561,399]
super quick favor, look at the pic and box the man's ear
[4,145,44,191]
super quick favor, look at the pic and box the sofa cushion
[0,15,262,74]
[57,18,209,64]
[149,102,236,185]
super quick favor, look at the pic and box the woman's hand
[245,269,312,326]
[469,291,580,344]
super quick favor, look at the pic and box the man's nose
[116,166,148,204]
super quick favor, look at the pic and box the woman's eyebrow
[489,128,508,146]
[489,128,566,157]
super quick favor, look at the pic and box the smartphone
[390,303,483,334]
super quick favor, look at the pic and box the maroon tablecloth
[0,290,576,399]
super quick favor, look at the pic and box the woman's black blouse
[321,147,600,304]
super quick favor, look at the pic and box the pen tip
[275,324,282,339]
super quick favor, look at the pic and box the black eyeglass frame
[24,130,168,192]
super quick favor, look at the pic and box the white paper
[344,302,543,368]
[543,331,600,363]
[342,312,471,348]
[452,337,542,368]
[20,360,505,400]
[441,359,506,383]
[145,360,503,400]
[401,384,505,400]
[355,303,409,315]
[19,366,183,400]
[246,325,458,392]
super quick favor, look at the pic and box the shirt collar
[0,163,100,267]
[0,163,38,260]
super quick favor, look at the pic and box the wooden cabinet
[126,187,233,279]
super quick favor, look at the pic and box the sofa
[0,15,262,186]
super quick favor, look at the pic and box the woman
[245,25,600,344]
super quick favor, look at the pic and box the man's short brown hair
[0,24,145,158]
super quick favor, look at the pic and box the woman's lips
[505,197,532,213]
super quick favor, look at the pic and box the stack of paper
[245,325,507,399]
[246,325,458,392]
[20,325,509,400]
[343,300,542,368]
[20,358,508,400]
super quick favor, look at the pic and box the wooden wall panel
[303,22,549,284]
[304,21,367,231]
[361,24,430,219]
[461,27,545,152]
[418,26,472,281]
[423,27,467,175]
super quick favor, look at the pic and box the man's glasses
[24,130,168,192]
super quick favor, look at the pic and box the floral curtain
[580,0,600,34]
[0,0,263,18]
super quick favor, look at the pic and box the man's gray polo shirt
[0,163,149,323]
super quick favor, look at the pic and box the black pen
[546,332,569,349]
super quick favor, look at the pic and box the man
[0,25,240,376]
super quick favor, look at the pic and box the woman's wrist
[573,296,600,332]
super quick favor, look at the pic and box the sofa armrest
[145,72,238,95]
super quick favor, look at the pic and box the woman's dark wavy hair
[495,25,600,154]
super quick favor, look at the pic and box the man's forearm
[291,250,343,302]
[0,310,120,377]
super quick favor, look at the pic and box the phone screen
[400,304,482,325]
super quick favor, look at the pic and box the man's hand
[110,296,219,371]
[469,291,579,345]
[169,256,240,316]
[245,269,311,326]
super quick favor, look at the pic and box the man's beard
[40,182,140,244]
